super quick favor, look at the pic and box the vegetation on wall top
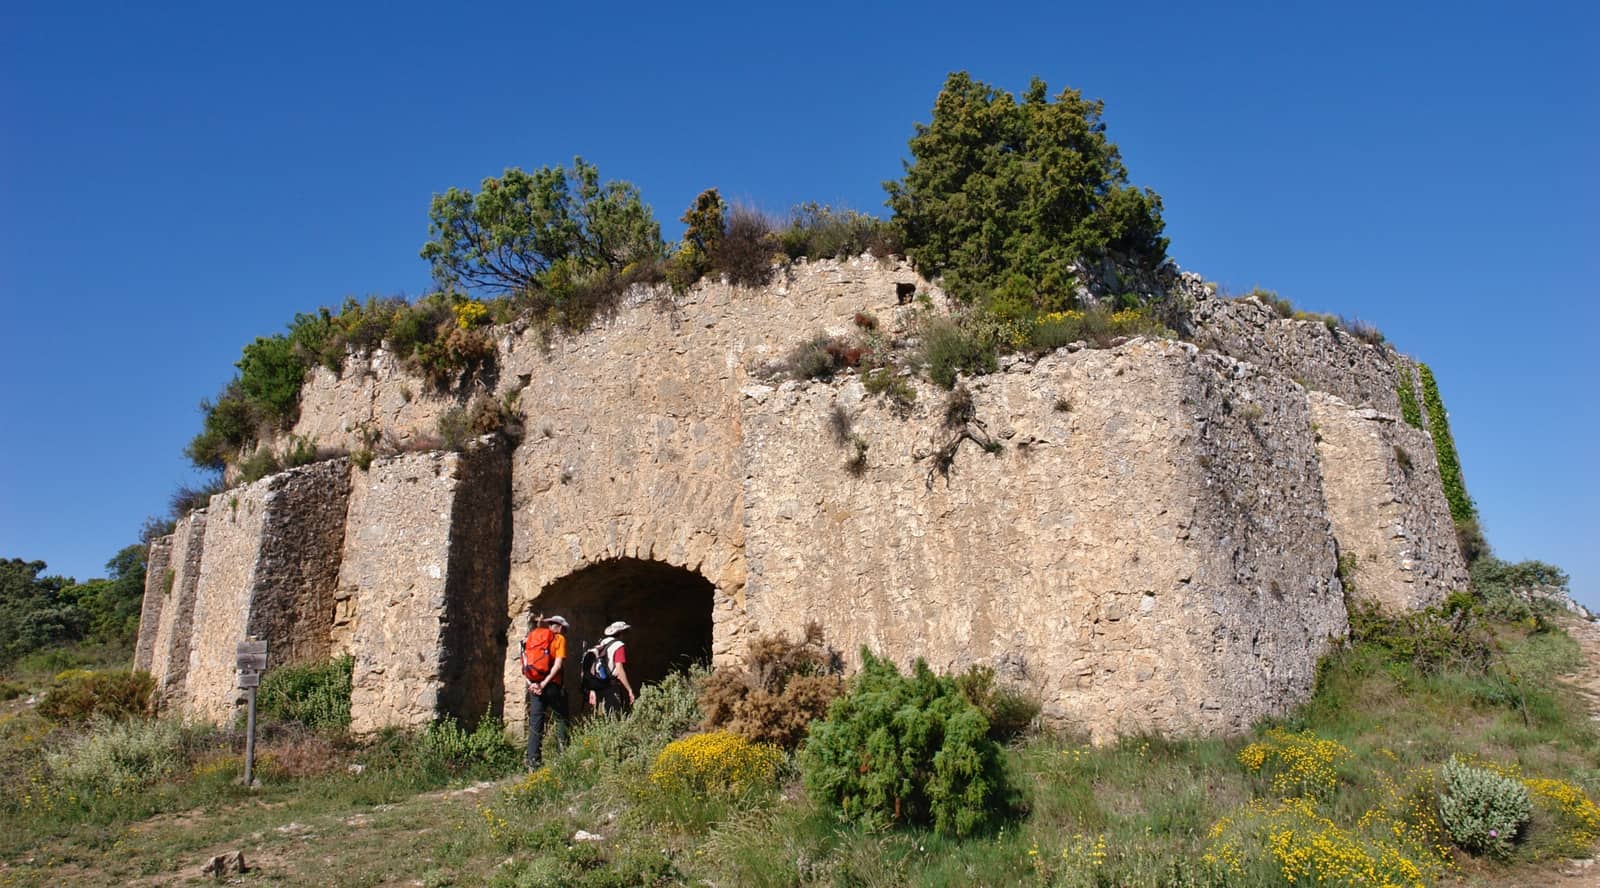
[886,72,1169,309]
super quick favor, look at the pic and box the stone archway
[533,557,715,694]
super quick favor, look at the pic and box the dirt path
[1546,614,1600,885]
[1560,614,1600,728]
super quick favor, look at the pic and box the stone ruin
[137,257,1469,742]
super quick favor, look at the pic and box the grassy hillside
[2,597,1596,887]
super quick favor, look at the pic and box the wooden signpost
[236,639,268,786]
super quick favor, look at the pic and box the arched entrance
[533,557,715,694]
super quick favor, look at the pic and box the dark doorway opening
[534,557,714,695]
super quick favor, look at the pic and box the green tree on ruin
[420,157,663,296]
[886,72,1169,309]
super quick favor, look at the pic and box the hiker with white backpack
[581,621,636,714]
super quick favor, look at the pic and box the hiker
[585,620,636,714]
[522,613,569,769]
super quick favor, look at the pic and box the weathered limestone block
[341,443,510,734]
[133,536,172,672]
[1308,391,1468,612]
[740,339,1349,742]
[184,461,351,724]
[274,349,462,457]
[1188,293,1402,414]
[497,256,929,728]
[148,510,207,706]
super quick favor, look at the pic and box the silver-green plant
[46,716,196,796]
[1439,756,1532,858]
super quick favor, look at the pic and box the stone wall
[149,510,207,707]
[133,536,171,673]
[1188,293,1403,414]
[496,258,928,728]
[144,257,1474,742]
[184,461,351,723]
[1308,392,1468,612]
[739,339,1348,741]
[341,443,510,734]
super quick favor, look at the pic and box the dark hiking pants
[527,683,569,768]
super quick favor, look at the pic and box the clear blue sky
[2,1,1596,608]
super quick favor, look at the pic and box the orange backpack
[521,625,555,683]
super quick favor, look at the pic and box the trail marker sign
[236,638,268,786]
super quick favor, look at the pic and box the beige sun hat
[603,621,631,636]
[542,615,569,628]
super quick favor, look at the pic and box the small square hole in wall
[896,282,916,304]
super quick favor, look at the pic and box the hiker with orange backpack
[521,613,569,769]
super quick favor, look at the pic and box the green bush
[185,380,257,471]
[1471,557,1572,620]
[539,668,706,795]
[861,367,916,410]
[236,334,308,428]
[887,72,1167,305]
[1346,596,1492,677]
[45,716,201,796]
[421,157,663,296]
[38,669,154,723]
[918,316,997,389]
[1439,756,1532,857]
[413,715,523,780]
[258,655,353,731]
[236,446,283,484]
[1026,306,1168,352]
[780,203,899,261]
[800,651,1019,836]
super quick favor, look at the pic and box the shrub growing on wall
[800,651,1018,836]
[886,71,1168,307]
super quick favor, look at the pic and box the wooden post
[236,639,268,787]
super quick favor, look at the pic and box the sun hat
[603,620,631,636]
[543,615,570,628]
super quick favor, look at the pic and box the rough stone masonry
[140,256,1469,740]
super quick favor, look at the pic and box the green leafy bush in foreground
[801,651,1019,836]
[1439,756,1532,858]
[412,715,522,781]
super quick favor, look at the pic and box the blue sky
[2,1,1596,608]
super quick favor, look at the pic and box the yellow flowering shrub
[1238,729,1350,798]
[1204,797,1442,888]
[1523,777,1600,856]
[504,765,562,805]
[647,731,783,799]
[452,299,489,330]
